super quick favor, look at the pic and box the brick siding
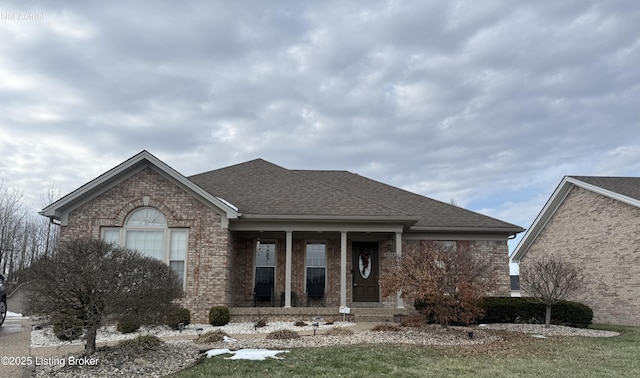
[520,186,640,325]
[59,167,230,323]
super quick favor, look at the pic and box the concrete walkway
[0,316,32,378]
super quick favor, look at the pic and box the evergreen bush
[166,306,191,330]
[53,313,84,341]
[209,306,230,326]
[480,297,593,328]
[117,315,141,334]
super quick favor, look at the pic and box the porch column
[340,231,347,307]
[285,230,293,308]
[395,231,404,309]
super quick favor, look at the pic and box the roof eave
[41,151,239,222]
[237,214,420,224]
[409,226,525,234]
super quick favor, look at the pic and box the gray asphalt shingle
[189,159,522,232]
[570,176,640,202]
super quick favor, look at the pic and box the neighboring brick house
[41,151,523,323]
[511,176,640,326]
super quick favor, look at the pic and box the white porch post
[340,231,347,307]
[285,230,293,308]
[395,231,404,309]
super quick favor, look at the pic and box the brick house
[511,176,640,326]
[41,151,523,323]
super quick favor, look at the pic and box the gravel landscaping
[31,322,620,378]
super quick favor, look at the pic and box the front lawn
[170,325,640,378]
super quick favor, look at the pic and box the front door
[352,242,379,302]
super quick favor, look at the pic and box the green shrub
[166,306,191,330]
[53,314,84,341]
[209,306,230,326]
[480,297,544,324]
[551,301,593,328]
[117,315,141,334]
[480,297,593,328]
[266,329,300,339]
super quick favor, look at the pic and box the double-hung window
[101,207,187,286]
[306,243,326,290]
[255,241,276,289]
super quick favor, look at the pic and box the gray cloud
[1,1,640,258]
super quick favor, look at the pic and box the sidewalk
[0,316,32,378]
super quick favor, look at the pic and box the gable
[511,175,640,263]
[41,151,238,226]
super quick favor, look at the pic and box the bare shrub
[382,241,495,328]
[196,329,230,344]
[325,327,354,336]
[26,238,182,355]
[266,329,300,339]
[400,315,426,328]
[371,324,401,332]
[117,335,163,351]
[519,257,583,328]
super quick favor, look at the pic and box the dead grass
[195,329,230,344]
[324,327,354,336]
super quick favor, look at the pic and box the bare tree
[26,238,184,355]
[519,257,583,328]
[381,241,496,327]
[40,181,61,258]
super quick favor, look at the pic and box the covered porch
[228,221,409,311]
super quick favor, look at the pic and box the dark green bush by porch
[209,306,230,326]
[166,306,191,330]
[117,315,141,334]
[479,297,593,328]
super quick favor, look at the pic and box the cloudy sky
[1,1,639,267]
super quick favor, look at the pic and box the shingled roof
[189,159,523,233]
[568,176,640,202]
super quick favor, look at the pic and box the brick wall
[59,167,230,323]
[520,186,640,325]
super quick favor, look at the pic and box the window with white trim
[255,241,276,288]
[305,243,326,290]
[100,207,187,286]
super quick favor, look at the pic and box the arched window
[126,208,167,260]
[101,207,187,286]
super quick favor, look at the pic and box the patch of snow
[205,348,232,357]
[223,335,237,343]
[6,311,23,317]
[206,348,289,360]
